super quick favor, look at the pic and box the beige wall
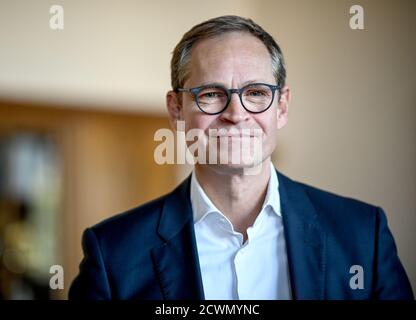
[0,0,254,112]
[0,0,414,294]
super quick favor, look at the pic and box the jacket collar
[151,176,205,300]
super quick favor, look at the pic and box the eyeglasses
[175,82,280,115]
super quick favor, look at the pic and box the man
[69,15,413,300]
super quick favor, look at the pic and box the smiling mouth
[217,135,254,138]
[207,128,263,139]
[210,133,255,138]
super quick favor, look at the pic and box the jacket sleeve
[372,207,414,300]
[68,228,112,300]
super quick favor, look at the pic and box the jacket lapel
[151,176,205,300]
[277,170,326,299]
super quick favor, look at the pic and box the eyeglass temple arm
[174,88,191,93]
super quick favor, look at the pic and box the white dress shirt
[190,163,292,300]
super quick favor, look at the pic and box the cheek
[255,115,279,151]
[183,112,213,133]
[255,112,278,137]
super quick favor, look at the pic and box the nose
[219,92,249,124]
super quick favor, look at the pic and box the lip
[208,129,262,138]
[215,135,254,138]
[217,135,254,138]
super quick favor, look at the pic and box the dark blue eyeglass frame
[175,82,280,115]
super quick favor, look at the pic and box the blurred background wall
[0,0,414,298]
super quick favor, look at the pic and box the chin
[200,156,268,176]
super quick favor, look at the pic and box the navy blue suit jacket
[69,170,413,300]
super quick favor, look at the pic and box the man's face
[167,31,290,173]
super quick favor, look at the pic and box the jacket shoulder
[86,193,169,254]
[300,180,378,214]
[95,194,165,231]
[278,172,380,232]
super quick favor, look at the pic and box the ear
[277,86,291,129]
[166,91,183,131]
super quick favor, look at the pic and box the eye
[246,90,266,96]
[202,92,222,98]
[244,89,269,97]
[243,85,273,98]
[198,88,227,100]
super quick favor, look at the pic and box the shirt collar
[261,162,281,217]
[190,162,281,224]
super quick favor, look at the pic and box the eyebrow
[195,79,266,88]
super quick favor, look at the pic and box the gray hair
[170,15,286,91]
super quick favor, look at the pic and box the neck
[194,159,272,239]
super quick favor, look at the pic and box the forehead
[185,31,274,86]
